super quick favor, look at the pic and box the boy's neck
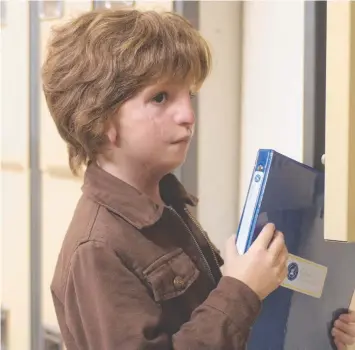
[96,159,165,207]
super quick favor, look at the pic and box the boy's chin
[160,157,187,175]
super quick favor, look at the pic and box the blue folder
[235,149,325,350]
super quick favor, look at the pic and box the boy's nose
[174,99,195,126]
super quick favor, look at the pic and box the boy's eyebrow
[142,80,179,92]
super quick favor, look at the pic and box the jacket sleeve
[63,240,261,350]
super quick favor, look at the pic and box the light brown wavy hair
[41,8,212,176]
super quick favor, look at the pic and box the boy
[41,8,354,350]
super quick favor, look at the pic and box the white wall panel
[1,171,30,350]
[239,1,305,215]
[1,1,30,349]
[1,0,29,168]
[197,1,243,254]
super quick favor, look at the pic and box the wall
[1,1,31,349]
[197,1,243,253]
[239,1,305,216]
[324,1,355,242]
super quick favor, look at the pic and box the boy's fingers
[252,223,276,249]
[339,311,355,323]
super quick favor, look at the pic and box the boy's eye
[152,92,167,104]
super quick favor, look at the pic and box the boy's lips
[171,133,192,144]
[171,128,193,144]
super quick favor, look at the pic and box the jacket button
[173,276,185,290]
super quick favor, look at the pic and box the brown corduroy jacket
[51,163,261,350]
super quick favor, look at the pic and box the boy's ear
[105,122,119,146]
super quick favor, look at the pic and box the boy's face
[106,80,195,174]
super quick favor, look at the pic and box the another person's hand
[332,311,355,349]
[224,223,288,300]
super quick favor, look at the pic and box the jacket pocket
[142,248,200,302]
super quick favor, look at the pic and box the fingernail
[339,314,349,322]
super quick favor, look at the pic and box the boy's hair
[41,8,212,175]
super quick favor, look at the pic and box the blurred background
[1,0,354,349]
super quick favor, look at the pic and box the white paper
[281,254,328,298]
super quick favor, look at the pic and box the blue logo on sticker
[287,262,299,281]
[255,174,261,182]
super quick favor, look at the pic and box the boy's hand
[332,311,355,349]
[224,223,288,301]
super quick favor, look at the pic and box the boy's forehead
[149,74,198,91]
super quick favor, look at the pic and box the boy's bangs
[156,41,209,91]
[127,14,211,91]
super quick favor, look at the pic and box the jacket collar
[82,162,198,229]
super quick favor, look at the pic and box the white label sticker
[281,254,328,298]
[236,171,264,254]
